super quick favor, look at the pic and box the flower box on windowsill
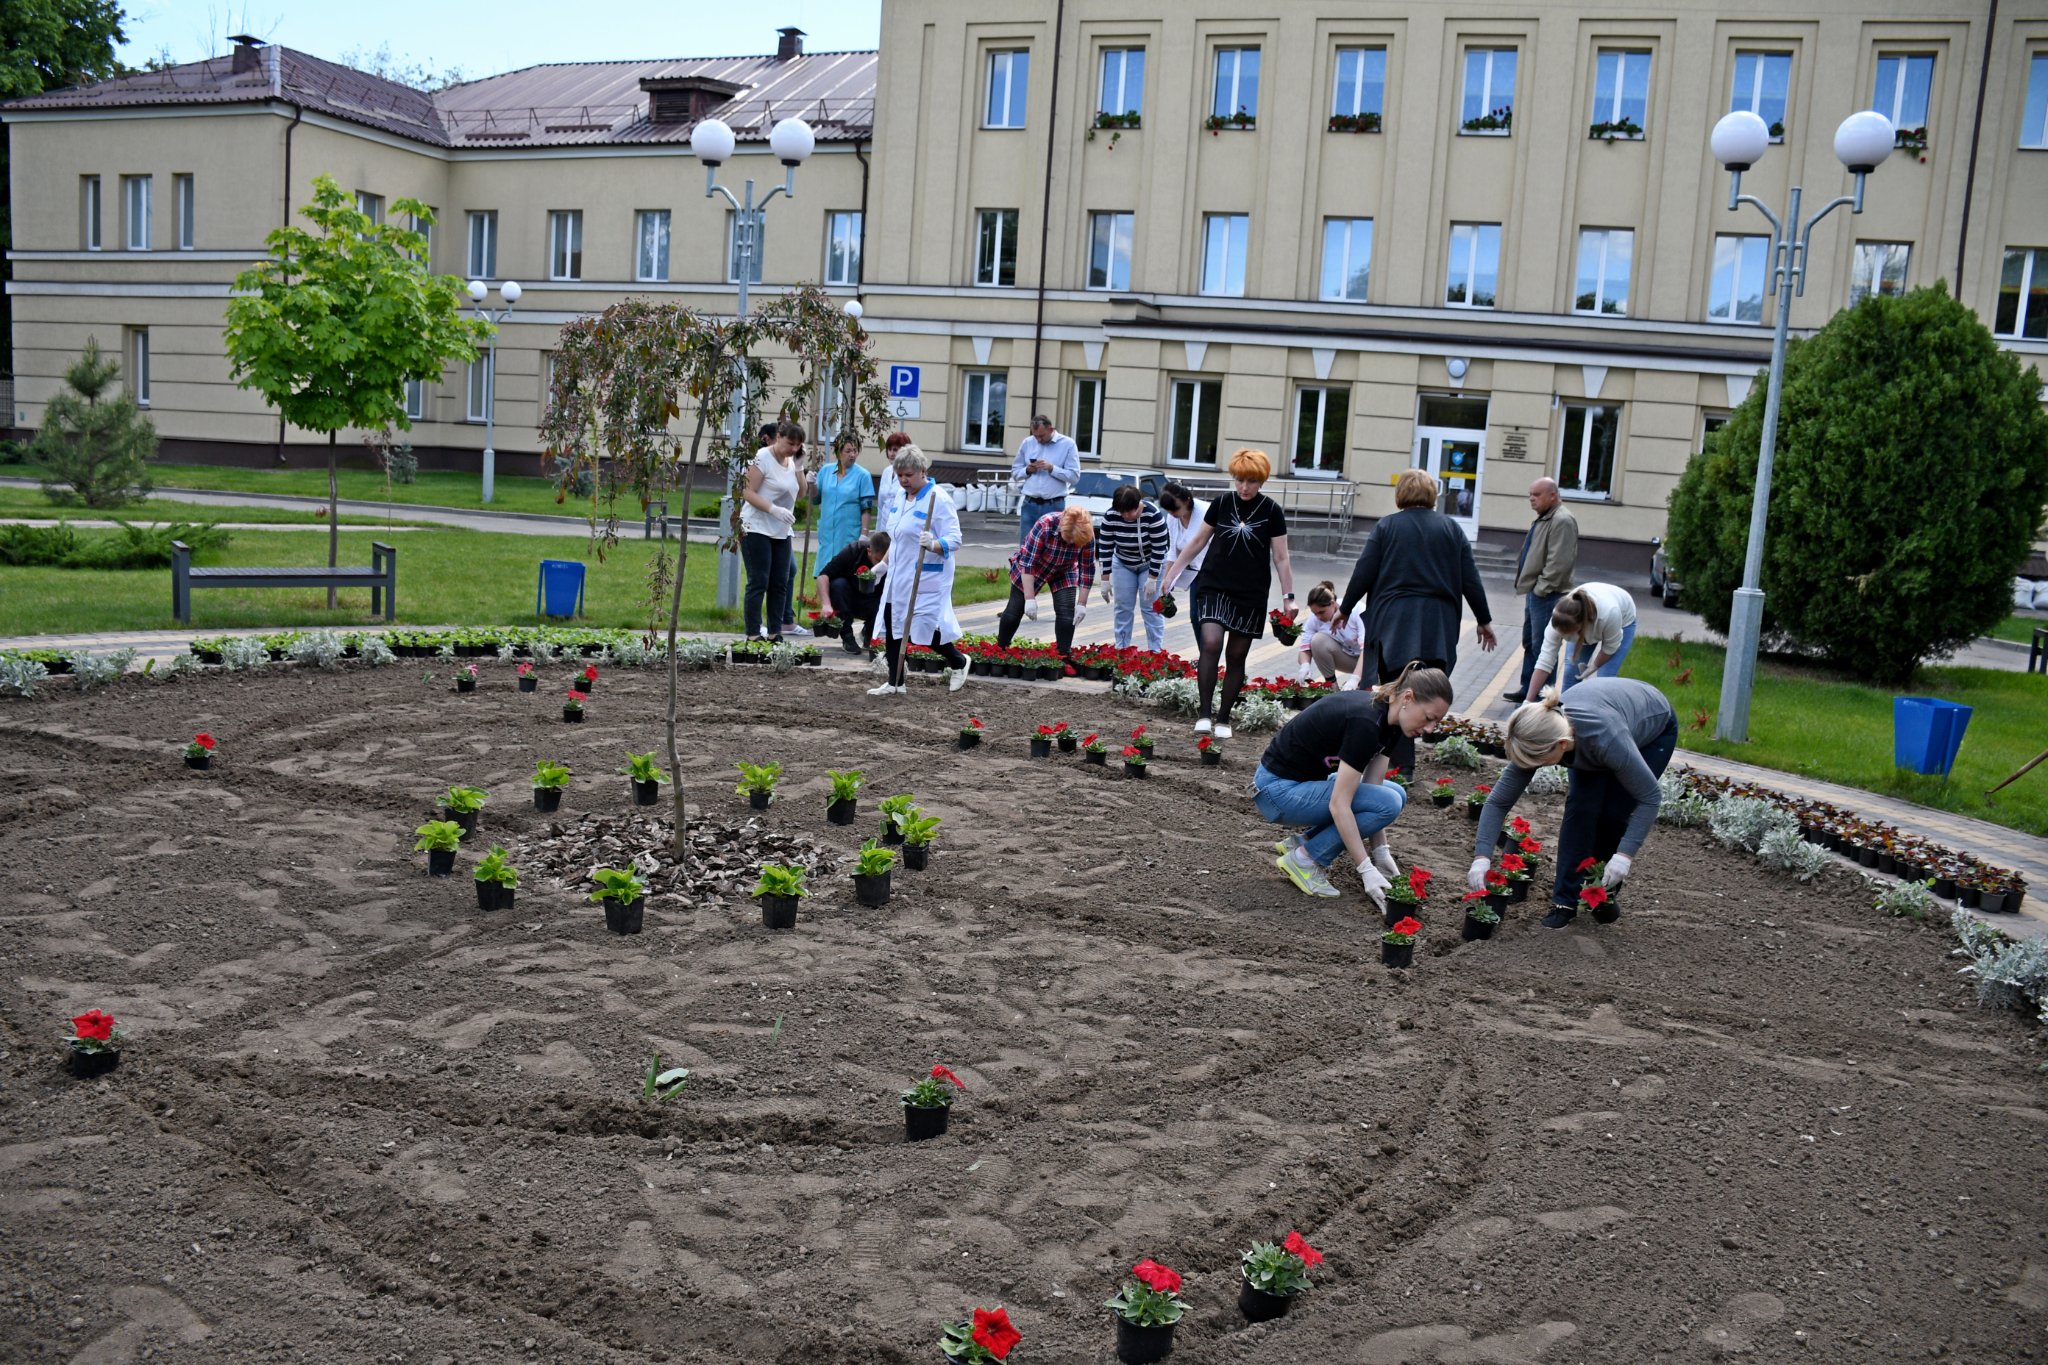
[1203,112,1256,134]
[1460,108,1513,135]
[1589,118,1643,142]
[1327,112,1381,134]
[1894,126,1929,154]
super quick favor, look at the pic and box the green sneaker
[1276,851,1340,898]
[1272,831,1305,858]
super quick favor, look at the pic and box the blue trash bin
[1893,696,1972,777]
[537,559,587,619]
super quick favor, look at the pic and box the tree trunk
[326,429,339,608]
[667,412,710,865]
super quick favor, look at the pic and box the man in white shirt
[1009,414,1080,545]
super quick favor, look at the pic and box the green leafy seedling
[879,792,916,831]
[620,751,669,784]
[733,761,782,795]
[900,811,942,848]
[473,845,519,887]
[532,759,571,790]
[589,867,648,905]
[854,838,898,877]
[413,820,464,852]
[751,864,810,898]
[442,785,488,813]
[827,769,864,802]
[642,1051,690,1102]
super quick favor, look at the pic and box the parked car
[1063,468,1163,518]
[1648,536,1681,607]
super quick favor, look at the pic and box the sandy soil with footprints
[2,662,2045,1364]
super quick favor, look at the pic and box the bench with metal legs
[171,540,396,624]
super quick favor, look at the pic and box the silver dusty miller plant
[1759,824,1829,881]
[289,629,347,671]
[154,651,203,681]
[1529,764,1571,795]
[1953,911,2048,1014]
[68,648,136,693]
[1657,771,1712,827]
[358,636,397,667]
[1709,794,1792,853]
[0,656,49,698]
[1432,735,1483,770]
[220,636,270,671]
[1873,876,1940,920]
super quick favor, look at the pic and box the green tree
[31,337,157,507]
[224,174,490,605]
[1665,282,2048,685]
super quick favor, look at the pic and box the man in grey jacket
[1504,477,1578,703]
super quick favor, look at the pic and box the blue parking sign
[888,365,921,399]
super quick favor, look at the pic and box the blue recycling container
[1893,696,1972,777]
[537,559,587,619]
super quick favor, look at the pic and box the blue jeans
[1111,559,1165,651]
[1518,591,1564,694]
[1252,765,1407,867]
[1018,494,1065,543]
[1559,620,1639,694]
[1550,716,1678,907]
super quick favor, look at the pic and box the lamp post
[692,114,815,612]
[1707,108,1894,743]
[464,277,522,504]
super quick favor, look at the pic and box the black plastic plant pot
[904,1102,950,1142]
[1030,739,1053,759]
[1590,898,1620,924]
[519,676,538,693]
[1465,804,1481,820]
[456,679,476,693]
[1979,889,2011,914]
[578,677,596,692]
[477,879,508,911]
[827,799,857,826]
[749,790,772,811]
[68,1047,121,1080]
[1086,751,1107,766]
[1125,762,1149,780]
[1381,940,1415,969]
[760,894,799,930]
[1239,1276,1297,1323]
[1058,735,1078,753]
[1382,901,1410,929]
[853,872,892,907]
[1432,793,1454,807]
[1462,912,1498,942]
[1114,1315,1177,1364]
[1933,875,1958,899]
[444,808,477,836]
[1878,852,1898,875]
[427,848,456,877]
[1507,879,1529,904]
[881,823,905,846]
[1857,846,1880,868]
[1201,750,1222,767]
[185,754,211,770]
[959,732,981,749]
[904,843,930,871]
[633,779,660,807]
[562,708,584,723]
[604,900,645,935]
[1487,892,1512,917]
[534,787,563,813]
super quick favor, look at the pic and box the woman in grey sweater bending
[1467,676,1678,928]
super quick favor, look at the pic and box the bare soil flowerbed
[2,665,2045,1364]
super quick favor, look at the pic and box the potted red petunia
[1381,914,1422,968]
[1198,734,1222,767]
[517,660,538,693]
[1516,835,1545,875]
[1082,732,1108,766]
[456,661,479,693]
[1432,777,1456,808]
[1130,724,1154,758]
[1239,1229,1322,1322]
[183,732,217,770]
[1578,857,1619,922]
[1106,1258,1187,1364]
[959,717,985,750]
[64,1008,124,1079]
[579,663,599,693]
[1466,782,1490,820]
[903,1062,965,1141]
[1497,815,1533,849]
[1382,866,1431,927]
[939,1305,1021,1362]
[563,688,588,723]
[1054,721,1076,754]
[1122,744,1149,780]
[1497,852,1531,902]
[1031,724,1058,759]
[1461,889,1502,941]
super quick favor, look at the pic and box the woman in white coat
[869,444,971,697]
[1525,581,1639,697]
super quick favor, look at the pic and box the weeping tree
[540,284,895,863]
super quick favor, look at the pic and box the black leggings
[1195,621,1254,722]
[880,602,965,685]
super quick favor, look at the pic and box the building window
[406,209,434,264]
[1592,49,1650,136]
[1321,218,1372,301]
[1700,411,1730,449]
[825,210,862,286]
[1099,47,1144,119]
[961,370,1008,451]
[467,211,497,278]
[1558,403,1619,499]
[1087,212,1133,291]
[1849,241,1910,305]
[1332,47,1387,123]
[467,353,494,423]
[986,49,1029,129]
[2025,53,2048,149]
[1996,246,2048,339]
[1445,222,1501,308]
[635,209,670,282]
[1071,375,1104,457]
[1201,213,1249,297]
[549,210,583,281]
[404,376,426,421]
[1732,51,1792,138]
[82,176,101,251]
[1872,53,1934,134]
[123,175,150,250]
[173,174,194,249]
[1574,228,1633,315]
[1167,378,1223,466]
[1211,46,1260,122]
[540,352,557,418]
[1293,386,1349,475]
[127,328,150,406]
[725,211,765,284]
[1460,48,1516,133]
[355,191,383,225]
[975,209,1019,287]
[1708,233,1771,323]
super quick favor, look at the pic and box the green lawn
[1988,613,2047,645]
[1622,636,2048,836]
[0,526,1011,635]
[0,487,389,526]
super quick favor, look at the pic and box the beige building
[7,4,2048,569]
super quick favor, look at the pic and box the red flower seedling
[184,732,217,760]
[1281,1230,1324,1269]
[516,661,533,677]
[1197,735,1214,752]
[1121,745,1147,765]
[966,717,984,729]
[903,1063,966,1110]
[1577,856,1599,874]
[1499,853,1527,875]
[1383,916,1423,944]
[930,1063,966,1090]
[567,689,587,702]
[1081,732,1105,753]
[1579,884,1610,910]
[1484,870,1508,891]
[1475,783,1492,794]
[1518,836,1542,856]
[583,664,599,682]
[67,1008,123,1054]
[1131,1259,1182,1295]
[1036,724,1059,739]
[1435,777,1455,788]
[1510,816,1531,835]
[1108,1258,1188,1330]
[1385,767,1401,780]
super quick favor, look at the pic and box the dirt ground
[2,662,2045,1365]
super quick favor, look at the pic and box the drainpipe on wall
[275,88,305,465]
[1954,0,1998,291]
[853,136,869,306]
[1027,0,1065,418]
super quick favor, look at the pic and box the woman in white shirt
[1156,481,1208,608]
[739,421,803,642]
[1527,581,1639,696]
[1297,580,1369,684]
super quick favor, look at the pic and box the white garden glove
[1371,844,1400,880]
[919,532,943,552]
[1467,857,1492,891]
[1603,853,1633,889]
[1359,864,1389,911]
[1297,659,1318,683]
[1023,598,1040,621]
[769,505,796,525]
[1337,673,1360,692]
[1074,603,1089,624]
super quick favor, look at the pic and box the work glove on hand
[1297,660,1318,683]
[1074,603,1089,624]
[1337,673,1360,692]
[919,532,943,552]
[1467,856,1492,891]
[1023,598,1040,621]
[1360,864,1390,912]
[1371,844,1401,881]
[769,506,796,525]
[1603,853,1632,889]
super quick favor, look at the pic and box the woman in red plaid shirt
[995,506,1097,669]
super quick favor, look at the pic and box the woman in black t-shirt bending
[1158,448,1296,739]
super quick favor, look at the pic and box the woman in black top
[1158,448,1296,740]
[1252,661,1454,907]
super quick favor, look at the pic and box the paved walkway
[0,518,422,532]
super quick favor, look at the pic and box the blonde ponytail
[1505,686,1573,768]
[1551,588,1596,642]
[1371,659,1453,708]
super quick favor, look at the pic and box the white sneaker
[783,623,812,638]
[1193,718,1213,734]
[1272,831,1306,857]
[866,682,906,697]
[1214,723,1234,740]
[948,663,971,693]
[868,651,889,675]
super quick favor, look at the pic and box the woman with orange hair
[1157,448,1295,738]
[995,505,1097,668]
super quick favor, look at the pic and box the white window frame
[173,173,194,250]
[1167,378,1222,467]
[466,353,494,423]
[1591,49,1651,135]
[406,210,434,265]
[123,174,150,250]
[1445,222,1501,309]
[961,369,1008,451]
[1321,217,1373,302]
[1460,47,1516,133]
[404,376,426,421]
[986,49,1029,129]
[974,208,1019,287]
[355,191,383,226]
[635,209,671,283]
[1872,52,1935,132]
[1573,227,1633,316]
[824,210,862,286]
[1332,47,1387,120]
[1099,47,1144,119]
[1071,375,1105,458]
[1849,241,1910,305]
[82,176,101,251]
[1211,46,1260,121]
[1557,402,1619,500]
[466,211,497,279]
[1200,213,1249,297]
[1292,386,1349,476]
[1731,50,1792,139]
[1087,211,1134,291]
[724,211,766,285]
[540,352,557,419]
[548,210,583,281]
[127,328,151,407]
[1996,246,2048,340]
[1708,233,1772,324]
[2024,53,2048,150]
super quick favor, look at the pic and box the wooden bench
[171,540,396,624]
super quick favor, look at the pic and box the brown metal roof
[2,44,876,151]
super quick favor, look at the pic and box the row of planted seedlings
[1366,820,1575,967]
[736,765,942,930]
[961,718,1227,777]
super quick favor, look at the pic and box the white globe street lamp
[466,279,521,504]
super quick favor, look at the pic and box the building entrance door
[1413,394,1488,537]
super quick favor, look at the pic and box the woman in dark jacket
[1338,468,1497,685]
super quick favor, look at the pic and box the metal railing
[1174,477,1359,555]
